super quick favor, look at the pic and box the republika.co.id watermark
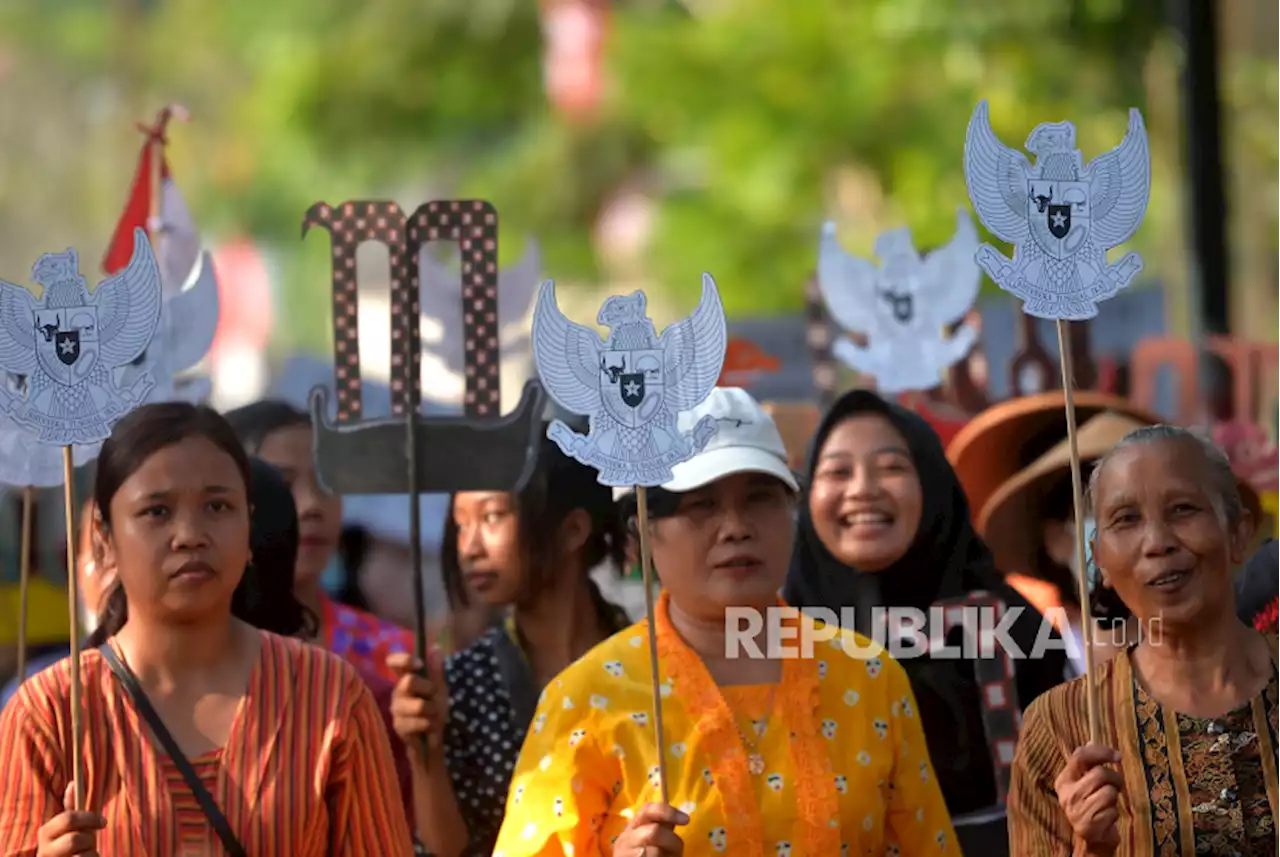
[725,606,1163,661]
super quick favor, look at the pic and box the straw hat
[977,410,1263,575]
[946,391,1163,525]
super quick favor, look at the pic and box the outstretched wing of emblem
[0,279,37,375]
[95,227,163,368]
[660,273,727,411]
[162,250,220,374]
[816,222,880,338]
[920,209,982,326]
[1084,109,1150,250]
[963,100,1033,245]
[530,280,605,416]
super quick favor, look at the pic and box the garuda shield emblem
[532,275,727,487]
[601,350,664,428]
[55,330,79,365]
[1027,179,1090,259]
[35,306,99,386]
[964,101,1150,321]
[0,228,162,445]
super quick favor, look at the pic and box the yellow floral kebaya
[493,593,958,857]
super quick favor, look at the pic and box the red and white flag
[102,107,200,294]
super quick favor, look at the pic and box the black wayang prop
[302,199,545,763]
[99,644,247,857]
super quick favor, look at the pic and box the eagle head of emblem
[597,291,647,328]
[1026,121,1076,159]
[31,249,89,308]
[874,229,922,293]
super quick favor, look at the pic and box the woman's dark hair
[85,403,312,646]
[222,399,311,456]
[442,427,627,609]
[224,399,374,610]
[240,458,318,637]
[335,525,373,611]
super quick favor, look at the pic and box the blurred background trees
[0,0,1273,350]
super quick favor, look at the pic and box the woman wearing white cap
[493,388,956,857]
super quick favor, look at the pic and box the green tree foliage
[578,0,1168,314]
[1,0,1273,351]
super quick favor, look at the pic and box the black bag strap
[99,643,247,857]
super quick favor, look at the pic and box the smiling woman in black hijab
[784,390,1068,856]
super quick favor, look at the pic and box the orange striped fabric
[163,751,223,853]
[0,630,413,857]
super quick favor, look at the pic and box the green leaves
[1,0,1272,355]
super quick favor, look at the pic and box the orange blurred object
[718,337,781,387]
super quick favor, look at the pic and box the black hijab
[783,390,1066,835]
[784,389,1012,632]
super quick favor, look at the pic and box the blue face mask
[1080,516,1099,590]
[319,552,347,597]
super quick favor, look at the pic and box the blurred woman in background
[387,427,631,857]
[224,400,419,683]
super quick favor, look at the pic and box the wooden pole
[15,485,34,683]
[62,448,84,808]
[1056,319,1101,742]
[634,487,669,803]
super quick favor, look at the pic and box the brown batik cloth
[1009,635,1279,856]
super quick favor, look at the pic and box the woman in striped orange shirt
[0,402,412,857]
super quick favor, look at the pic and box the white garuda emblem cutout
[964,100,1150,320]
[817,209,981,393]
[0,228,162,445]
[532,274,728,487]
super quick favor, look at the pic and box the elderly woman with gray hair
[1008,425,1278,857]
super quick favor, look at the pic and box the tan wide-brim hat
[977,410,1263,575]
[947,391,1164,523]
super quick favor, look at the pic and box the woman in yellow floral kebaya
[493,388,957,857]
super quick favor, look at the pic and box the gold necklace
[729,685,776,776]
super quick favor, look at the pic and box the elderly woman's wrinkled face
[650,473,795,620]
[1091,439,1250,628]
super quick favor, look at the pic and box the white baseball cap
[614,387,799,498]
